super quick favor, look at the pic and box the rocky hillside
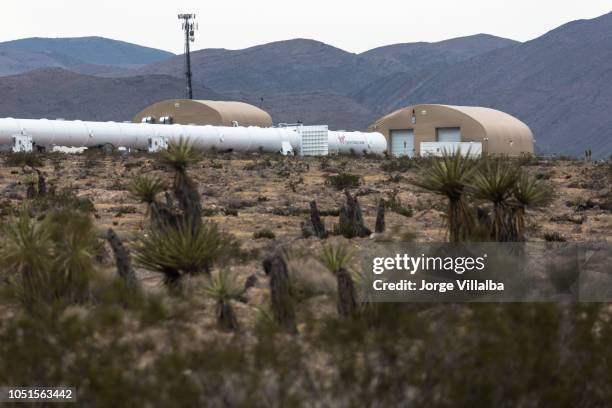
[0,37,174,76]
[0,68,220,121]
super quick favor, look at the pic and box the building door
[436,127,461,143]
[390,129,414,157]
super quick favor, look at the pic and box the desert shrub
[316,242,358,317]
[380,156,416,173]
[326,173,360,190]
[30,188,96,214]
[316,242,354,274]
[285,259,336,301]
[134,221,240,288]
[470,159,520,242]
[510,171,553,241]
[202,207,219,217]
[516,153,538,166]
[0,298,612,406]
[157,138,203,228]
[202,269,243,330]
[543,231,567,242]
[253,228,276,239]
[415,151,478,242]
[129,175,166,204]
[535,170,553,180]
[244,158,272,171]
[0,208,99,308]
[158,138,201,172]
[387,190,413,218]
[112,206,138,217]
[223,208,239,216]
[386,174,403,183]
[287,176,304,192]
[2,152,43,169]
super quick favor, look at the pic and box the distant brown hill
[0,68,221,121]
[136,35,512,96]
[0,37,174,76]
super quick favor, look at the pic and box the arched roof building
[132,99,273,127]
[368,104,534,157]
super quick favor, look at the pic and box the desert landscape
[0,149,610,406]
[2,1,612,405]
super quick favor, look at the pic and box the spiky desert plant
[134,221,233,290]
[0,208,54,307]
[158,138,202,229]
[0,208,98,307]
[202,269,243,331]
[44,210,99,303]
[317,242,354,274]
[316,242,357,317]
[158,137,201,173]
[414,150,478,242]
[470,159,519,242]
[128,175,176,228]
[129,175,166,205]
[509,171,553,241]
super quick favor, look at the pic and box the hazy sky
[2,1,611,53]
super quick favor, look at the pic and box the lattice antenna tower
[178,14,197,99]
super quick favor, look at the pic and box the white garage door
[390,129,414,157]
[436,127,461,143]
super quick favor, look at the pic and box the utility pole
[178,14,197,99]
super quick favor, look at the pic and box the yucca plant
[415,150,478,242]
[44,210,99,303]
[158,138,202,229]
[129,175,166,204]
[128,175,176,228]
[158,137,201,173]
[469,159,519,242]
[0,208,98,308]
[202,269,243,331]
[134,221,234,291]
[509,171,553,241]
[317,242,354,274]
[0,209,54,307]
[316,242,357,317]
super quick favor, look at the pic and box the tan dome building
[368,104,534,157]
[133,99,273,127]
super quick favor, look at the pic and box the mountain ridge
[1,12,611,157]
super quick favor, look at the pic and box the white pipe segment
[0,118,387,155]
[328,130,388,155]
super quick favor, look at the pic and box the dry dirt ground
[0,153,610,327]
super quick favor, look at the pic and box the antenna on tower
[178,13,197,99]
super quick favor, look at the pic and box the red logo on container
[338,134,347,144]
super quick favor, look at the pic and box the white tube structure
[0,118,387,155]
